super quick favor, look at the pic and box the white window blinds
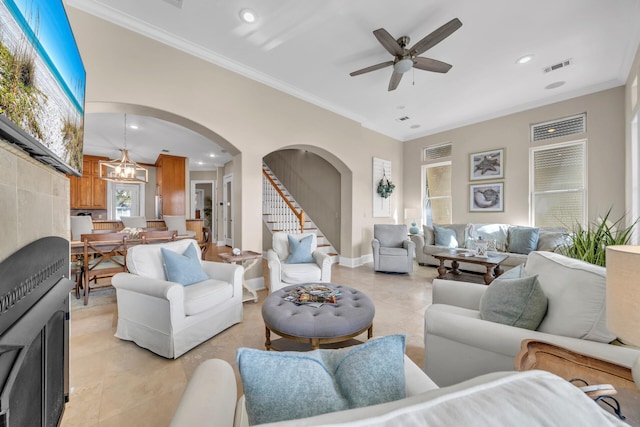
[531,141,586,227]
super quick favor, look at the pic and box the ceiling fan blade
[413,57,453,73]
[373,28,404,56]
[409,18,462,57]
[388,71,403,91]
[350,60,394,76]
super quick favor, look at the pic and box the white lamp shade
[606,245,640,346]
[404,208,419,220]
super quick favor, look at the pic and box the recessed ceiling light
[410,124,421,129]
[129,124,139,130]
[397,105,406,110]
[197,161,203,165]
[239,8,256,23]
[516,54,534,64]
[545,81,566,90]
[209,153,216,158]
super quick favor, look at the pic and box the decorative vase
[409,222,420,235]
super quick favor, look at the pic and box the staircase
[262,163,339,263]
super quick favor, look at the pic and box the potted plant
[559,207,638,267]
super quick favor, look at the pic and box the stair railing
[262,169,305,233]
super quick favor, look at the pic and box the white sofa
[424,250,640,387]
[410,223,569,273]
[170,356,627,426]
[111,239,244,358]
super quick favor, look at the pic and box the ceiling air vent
[543,59,572,73]
[396,116,410,122]
[424,143,452,161]
[531,113,586,142]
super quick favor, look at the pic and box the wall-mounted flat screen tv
[0,0,85,176]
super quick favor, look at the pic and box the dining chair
[77,232,128,305]
[199,226,211,259]
[163,215,196,238]
[121,216,148,229]
[139,230,178,244]
[70,215,94,241]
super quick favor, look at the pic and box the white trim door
[223,174,233,246]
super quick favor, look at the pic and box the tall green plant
[559,208,638,266]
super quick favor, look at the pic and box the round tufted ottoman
[262,284,375,350]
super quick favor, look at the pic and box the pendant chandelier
[98,114,148,183]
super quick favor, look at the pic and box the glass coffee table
[432,250,509,285]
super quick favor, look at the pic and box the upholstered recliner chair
[267,232,331,293]
[371,224,415,273]
[111,239,243,358]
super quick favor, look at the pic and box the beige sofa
[410,223,569,273]
[170,355,627,426]
[424,251,640,387]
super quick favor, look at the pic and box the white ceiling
[72,0,640,168]
[83,113,233,170]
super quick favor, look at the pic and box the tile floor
[61,246,438,426]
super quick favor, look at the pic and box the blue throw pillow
[480,274,548,330]
[237,335,406,425]
[433,225,458,248]
[285,234,314,264]
[161,243,209,286]
[508,226,540,255]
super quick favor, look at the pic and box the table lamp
[404,208,420,235]
[606,245,640,386]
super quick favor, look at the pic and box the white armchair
[267,232,331,293]
[111,239,243,358]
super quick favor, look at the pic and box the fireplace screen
[0,237,73,426]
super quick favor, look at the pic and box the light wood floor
[61,245,438,426]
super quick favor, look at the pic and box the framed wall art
[470,148,504,181]
[469,182,504,212]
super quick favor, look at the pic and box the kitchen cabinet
[155,154,186,216]
[69,155,108,209]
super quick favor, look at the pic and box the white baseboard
[339,254,373,268]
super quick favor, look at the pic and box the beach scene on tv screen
[0,0,86,173]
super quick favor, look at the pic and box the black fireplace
[0,237,73,426]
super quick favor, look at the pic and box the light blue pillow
[237,335,406,425]
[285,234,314,264]
[480,274,548,330]
[433,225,458,248]
[161,243,208,286]
[508,226,540,255]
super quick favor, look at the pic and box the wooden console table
[218,250,261,303]
[516,339,640,424]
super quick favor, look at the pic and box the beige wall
[66,8,403,263]
[403,87,626,226]
[264,149,342,252]
[625,43,640,243]
[0,141,70,262]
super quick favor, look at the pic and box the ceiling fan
[350,18,462,91]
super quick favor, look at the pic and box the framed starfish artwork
[470,148,504,181]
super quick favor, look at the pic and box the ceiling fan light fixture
[394,58,414,74]
[239,8,256,24]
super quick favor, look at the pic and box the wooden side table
[218,250,261,303]
[516,339,640,424]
